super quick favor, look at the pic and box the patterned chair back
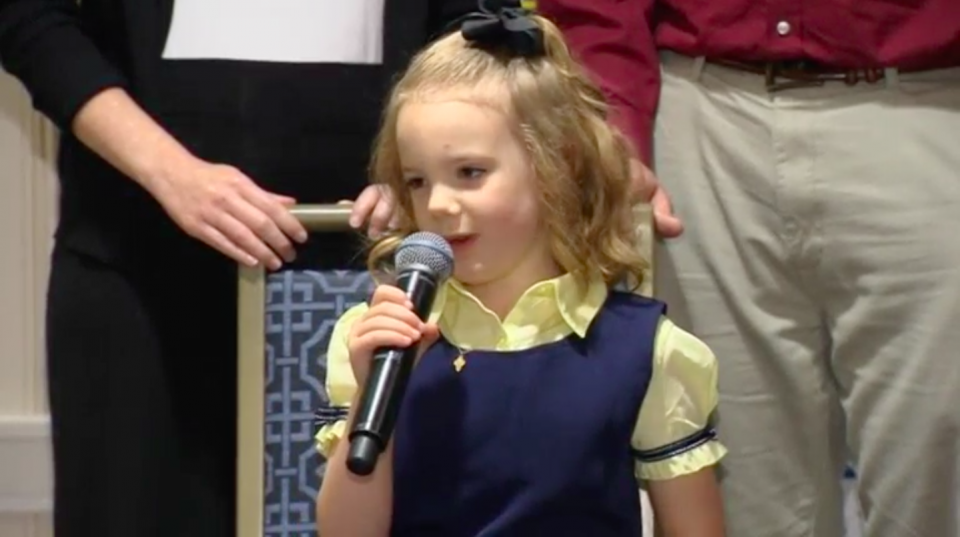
[263,269,373,535]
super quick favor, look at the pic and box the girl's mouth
[446,234,478,251]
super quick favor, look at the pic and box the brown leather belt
[708,58,891,92]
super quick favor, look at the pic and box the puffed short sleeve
[313,303,368,458]
[630,318,727,480]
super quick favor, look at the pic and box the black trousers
[46,245,239,537]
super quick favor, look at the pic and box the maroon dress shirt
[538,0,960,164]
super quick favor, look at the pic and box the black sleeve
[0,0,127,130]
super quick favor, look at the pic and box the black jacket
[0,0,475,269]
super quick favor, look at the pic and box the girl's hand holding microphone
[347,285,440,389]
[318,283,440,535]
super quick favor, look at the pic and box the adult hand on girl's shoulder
[347,284,439,387]
[630,158,684,239]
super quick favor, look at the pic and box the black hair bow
[458,0,545,57]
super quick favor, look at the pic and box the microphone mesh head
[395,232,455,281]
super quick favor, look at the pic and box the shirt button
[776,20,792,36]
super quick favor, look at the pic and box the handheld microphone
[346,231,454,476]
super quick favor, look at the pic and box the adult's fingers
[228,193,298,262]
[198,224,258,267]
[212,209,282,269]
[651,187,684,238]
[367,190,396,238]
[240,181,308,245]
[349,185,382,229]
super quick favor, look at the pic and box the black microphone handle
[346,267,439,476]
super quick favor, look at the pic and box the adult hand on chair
[630,158,684,238]
[342,185,398,238]
[146,156,308,270]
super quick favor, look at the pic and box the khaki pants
[653,53,960,537]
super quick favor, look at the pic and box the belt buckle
[764,61,885,93]
[764,61,827,93]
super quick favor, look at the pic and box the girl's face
[395,89,560,300]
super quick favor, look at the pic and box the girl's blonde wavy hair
[367,13,647,289]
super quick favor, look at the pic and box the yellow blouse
[315,274,726,480]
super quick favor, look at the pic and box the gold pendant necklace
[452,344,472,373]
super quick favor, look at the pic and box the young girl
[314,4,727,535]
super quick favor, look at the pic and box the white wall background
[0,71,58,537]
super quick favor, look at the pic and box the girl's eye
[405,177,425,189]
[458,167,485,180]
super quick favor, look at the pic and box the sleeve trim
[632,426,717,463]
[313,405,350,432]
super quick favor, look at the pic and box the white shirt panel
[162,0,385,64]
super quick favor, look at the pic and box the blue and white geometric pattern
[263,269,374,537]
